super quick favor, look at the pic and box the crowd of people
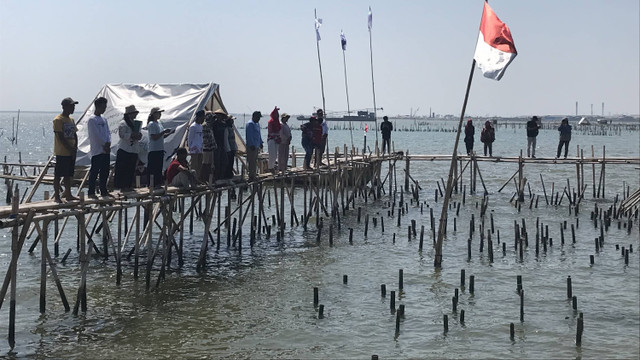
[52,96,574,203]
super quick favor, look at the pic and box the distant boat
[297,110,376,122]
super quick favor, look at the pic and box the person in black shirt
[526,116,540,158]
[380,116,393,154]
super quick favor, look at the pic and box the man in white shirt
[188,110,205,181]
[87,97,111,198]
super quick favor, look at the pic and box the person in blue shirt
[245,111,263,181]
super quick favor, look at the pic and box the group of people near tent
[463,116,572,159]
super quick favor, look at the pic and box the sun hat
[124,105,139,114]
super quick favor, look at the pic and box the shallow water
[0,112,638,359]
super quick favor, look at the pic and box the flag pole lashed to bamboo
[340,30,354,148]
[435,0,517,268]
[368,6,379,144]
[314,9,326,116]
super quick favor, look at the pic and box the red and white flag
[473,1,517,81]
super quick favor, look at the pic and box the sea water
[0,112,638,359]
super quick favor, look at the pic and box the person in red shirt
[166,148,197,188]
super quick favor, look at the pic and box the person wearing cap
[188,110,205,181]
[556,118,572,159]
[114,105,142,190]
[464,119,475,155]
[267,106,282,173]
[86,97,112,198]
[53,97,79,202]
[212,109,228,180]
[246,111,263,181]
[146,107,174,187]
[311,113,324,167]
[278,113,291,172]
[380,116,393,155]
[225,115,238,180]
[526,116,541,158]
[201,111,217,183]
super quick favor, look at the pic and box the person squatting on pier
[480,120,495,157]
[380,116,393,154]
[245,111,263,181]
[201,111,217,182]
[188,110,205,181]
[278,113,292,172]
[267,106,281,173]
[53,97,79,203]
[556,117,572,159]
[114,105,142,190]
[526,115,540,158]
[165,147,197,188]
[86,97,112,198]
[464,118,475,155]
[300,116,315,170]
[147,107,174,188]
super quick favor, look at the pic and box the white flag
[340,31,347,50]
[368,6,372,30]
[315,17,323,41]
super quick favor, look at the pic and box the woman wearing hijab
[267,106,281,173]
[115,105,142,190]
[464,119,475,155]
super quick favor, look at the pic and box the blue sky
[1,0,638,117]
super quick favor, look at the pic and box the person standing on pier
[225,115,238,180]
[86,97,111,198]
[464,119,475,155]
[200,111,217,182]
[53,97,79,203]
[188,110,205,181]
[212,110,228,180]
[246,111,263,181]
[278,113,291,172]
[526,116,540,158]
[147,107,174,188]
[115,105,142,190]
[380,116,393,154]
[480,120,495,157]
[556,118,572,159]
[300,116,314,170]
[267,106,281,173]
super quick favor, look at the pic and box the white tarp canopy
[75,83,246,168]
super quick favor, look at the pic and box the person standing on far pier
[245,111,263,181]
[526,115,540,158]
[300,116,315,170]
[315,108,328,167]
[464,119,475,155]
[225,115,238,180]
[380,116,393,154]
[188,110,205,181]
[212,110,228,180]
[201,111,217,183]
[86,97,112,198]
[480,120,495,157]
[267,106,281,173]
[278,113,291,172]
[147,107,174,188]
[115,105,142,191]
[556,117,572,159]
[53,97,79,203]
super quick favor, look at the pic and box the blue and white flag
[368,6,372,30]
[340,31,347,50]
[315,16,323,41]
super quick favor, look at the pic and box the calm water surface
[0,112,638,359]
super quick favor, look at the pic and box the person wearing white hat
[114,105,142,190]
[146,106,174,187]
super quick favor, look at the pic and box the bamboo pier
[0,144,638,349]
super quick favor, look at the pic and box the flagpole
[434,59,476,268]
[315,9,327,116]
[341,36,354,148]
[368,10,379,146]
